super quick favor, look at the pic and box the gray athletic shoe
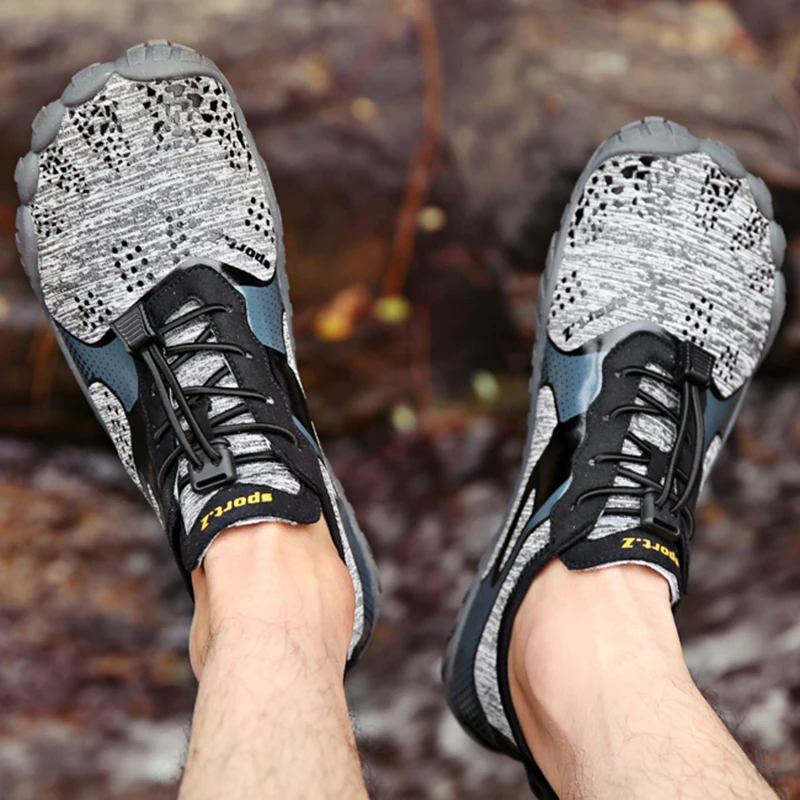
[15,41,379,668]
[443,118,786,797]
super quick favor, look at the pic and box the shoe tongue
[163,299,269,456]
[180,479,322,570]
[562,361,685,604]
[161,301,309,563]
[163,300,250,427]
[591,361,679,535]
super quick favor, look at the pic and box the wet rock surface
[0,381,797,799]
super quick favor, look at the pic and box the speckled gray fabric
[485,386,558,578]
[551,152,776,398]
[702,435,723,488]
[88,381,145,495]
[282,313,303,387]
[475,521,551,743]
[29,73,277,343]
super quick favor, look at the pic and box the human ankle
[508,560,692,784]
[189,518,354,678]
[507,560,780,800]
[510,558,683,686]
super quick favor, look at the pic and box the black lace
[574,341,715,584]
[113,303,297,494]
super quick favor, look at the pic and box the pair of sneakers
[15,42,785,799]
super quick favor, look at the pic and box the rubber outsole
[443,116,788,769]
[14,40,381,662]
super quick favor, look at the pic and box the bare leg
[509,560,777,800]
[179,519,369,800]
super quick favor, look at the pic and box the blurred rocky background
[0,0,799,797]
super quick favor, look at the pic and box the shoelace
[113,303,297,494]
[575,341,715,587]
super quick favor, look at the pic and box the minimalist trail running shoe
[443,118,786,797]
[15,41,379,667]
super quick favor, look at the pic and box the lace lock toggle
[189,443,237,493]
[675,341,715,388]
[641,491,681,542]
[112,304,161,354]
